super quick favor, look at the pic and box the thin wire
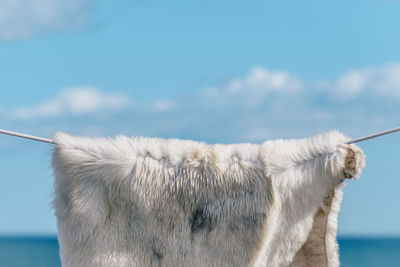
[345,127,400,144]
[0,127,399,145]
[0,129,55,144]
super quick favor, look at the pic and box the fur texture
[52,130,365,267]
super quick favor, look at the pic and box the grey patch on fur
[241,215,261,228]
[189,206,217,233]
[229,214,264,233]
[152,246,163,261]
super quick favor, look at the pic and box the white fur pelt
[52,130,365,267]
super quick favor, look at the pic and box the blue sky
[0,0,399,236]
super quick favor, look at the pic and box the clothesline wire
[0,129,55,144]
[345,127,400,144]
[0,127,399,145]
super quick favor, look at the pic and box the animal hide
[52,130,365,267]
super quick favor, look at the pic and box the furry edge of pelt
[52,130,365,267]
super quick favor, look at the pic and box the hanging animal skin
[51,130,365,267]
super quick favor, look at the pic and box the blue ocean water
[0,236,399,267]
[0,236,60,267]
[339,237,400,267]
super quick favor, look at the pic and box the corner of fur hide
[325,183,345,267]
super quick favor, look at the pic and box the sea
[0,236,399,267]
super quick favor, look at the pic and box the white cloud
[0,0,98,40]
[203,67,303,109]
[334,70,367,97]
[333,63,400,98]
[244,67,302,93]
[4,63,400,143]
[190,63,400,141]
[204,63,400,105]
[214,66,302,95]
[14,87,129,119]
[152,99,177,112]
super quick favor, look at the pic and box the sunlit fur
[52,130,365,267]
